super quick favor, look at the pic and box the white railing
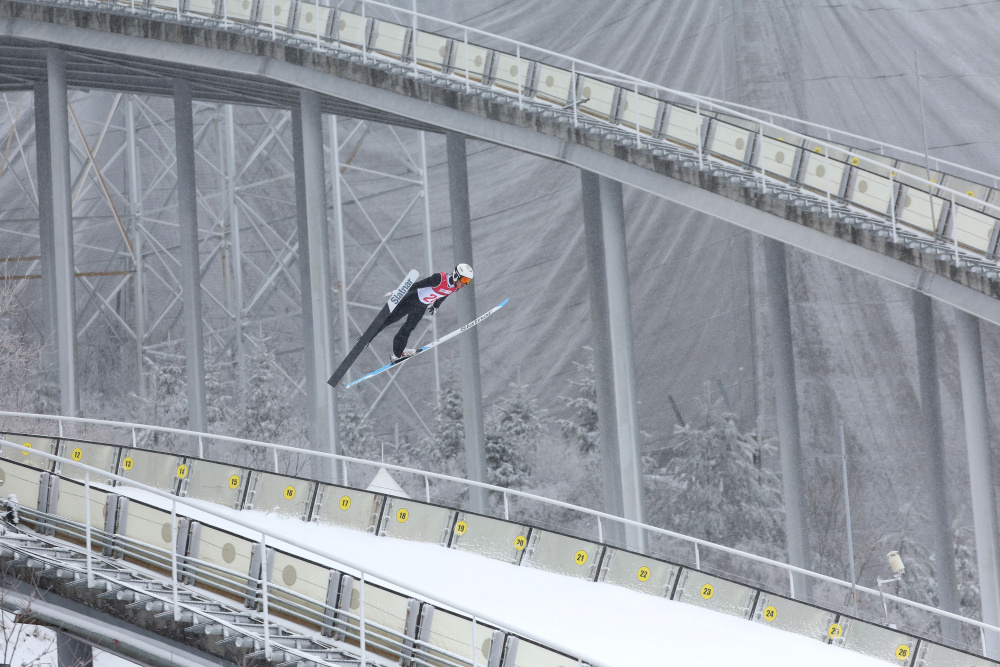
[0,433,604,667]
[2,409,998,649]
[28,0,1000,264]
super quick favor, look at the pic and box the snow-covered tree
[558,353,599,454]
[645,396,785,557]
[338,389,378,460]
[425,376,464,464]
[0,275,41,412]
[485,383,540,488]
[235,344,290,443]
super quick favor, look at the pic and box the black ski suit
[374,272,459,357]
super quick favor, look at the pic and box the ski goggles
[458,275,471,284]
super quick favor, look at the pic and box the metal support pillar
[125,95,146,398]
[34,79,58,382]
[954,308,1000,657]
[420,131,441,402]
[224,104,246,398]
[293,90,339,483]
[57,632,93,667]
[173,79,207,434]
[329,116,351,374]
[580,171,644,551]
[445,133,488,513]
[46,49,79,416]
[762,238,810,598]
[913,292,961,642]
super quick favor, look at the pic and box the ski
[327,269,419,387]
[345,298,510,389]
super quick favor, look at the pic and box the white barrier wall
[450,511,530,565]
[673,569,756,619]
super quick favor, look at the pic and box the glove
[426,304,437,316]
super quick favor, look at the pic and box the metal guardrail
[2,410,999,654]
[20,0,1000,270]
[0,432,605,667]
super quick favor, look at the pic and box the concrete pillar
[46,49,79,415]
[762,238,810,597]
[57,632,93,667]
[954,308,1000,657]
[34,79,58,383]
[445,133,488,513]
[173,79,207,434]
[292,90,339,484]
[580,171,645,551]
[912,292,960,642]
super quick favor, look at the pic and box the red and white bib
[417,272,458,304]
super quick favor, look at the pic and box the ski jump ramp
[2,0,1000,323]
[0,415,997,666]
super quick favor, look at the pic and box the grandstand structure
[4,1,1000,664]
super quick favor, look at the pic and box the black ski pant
[374,295,426,357]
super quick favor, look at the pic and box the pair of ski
[327,269,508,389]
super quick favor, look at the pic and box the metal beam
[954,308,1000,658]
[762,238,810,598]
[33,78,57,379]
[292,89,338,483]
[174,78,207,433]
[46,48,78,416]
[224,104,246,399]
[126,94,146,397]
[420,131,440,401]
[912,291,961,643]
[446,132,487,513]
[580,171,644,551]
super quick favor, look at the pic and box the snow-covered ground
[98,483,888,667]
[2,614,136,667]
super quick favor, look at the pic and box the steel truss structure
[0,88,445,440]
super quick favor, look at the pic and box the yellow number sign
[636,567,651,582]
[513,535,526,551]
[700,583,715,600]
[121,456,134,471]
[71,448,83,461]
[228,474,241,489]
[339,495,351,511]
[396,508,409,523]
[574,550,588,565]
[22,442,31,456]
[896,645,910,661]
[763,605,777,622]
[283,486,296,500]
[828,623,843,640]
[454,521,468,535]
[176,464,188,479]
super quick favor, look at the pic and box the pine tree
[426,377,464,464]
[338,390,378,460]
[0,276,41,412]
[235,344,290,443]
[645,395,785,557]
[485,384,540,488]
[558,353,599,454]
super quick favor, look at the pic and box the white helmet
[452,263,473,285]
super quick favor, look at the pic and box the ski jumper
[375,272,460,357]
